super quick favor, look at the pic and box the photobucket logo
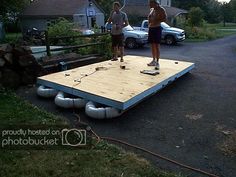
[62,129,86,147]
[0,127,88,149]
[1,136,59,148]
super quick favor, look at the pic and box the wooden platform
[37,55,194,110]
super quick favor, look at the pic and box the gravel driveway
[17,35,236,177]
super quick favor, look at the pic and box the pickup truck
[134,20,185,45]
[105,23,148,49]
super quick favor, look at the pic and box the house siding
[21,19,48,32]
[126,0,171,7]
[20,0,105,32]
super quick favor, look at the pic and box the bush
[47,18,77,37]
[185,25,216,40]
[46,17,112,59]
[47,18,79,45]
[98,34,112,59]
[188,7,204,27]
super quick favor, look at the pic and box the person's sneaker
[111,57,118,61]
[147,60,156,66]
[155,62,160,70]
[120,58,124,62]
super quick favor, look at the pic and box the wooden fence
[44,31,110,57]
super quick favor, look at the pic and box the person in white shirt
[107,2,129,62]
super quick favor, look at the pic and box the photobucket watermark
[0,126,88,150]
[2,136,59,147]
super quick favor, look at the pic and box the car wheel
[165,35,175,45]
[126,38,137,49]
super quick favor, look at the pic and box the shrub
[47,18,77,37]
[46,17,112,59]
[185,25,216,40]
[188,7,204,27]
[47,18,80,45]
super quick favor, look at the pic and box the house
[123,0,187,26]
[20,0,105,33]
[126,0,172,6]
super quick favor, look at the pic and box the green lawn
[206,22,236,28]
[0,89,183,177]
[0,32,22,44]
[207,23,236,38]
[185,22,236,42]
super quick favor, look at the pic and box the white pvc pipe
[37,85,58,98]
[55,91,87,109]
[85,101,122,119]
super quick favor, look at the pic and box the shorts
[111,34,124,47]
[148,26,162,44]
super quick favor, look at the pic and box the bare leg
[114,46,118,59]
[156,43,160,62]
[155,43,160,70]
[120,46,124,62]
[148,43,157,66]
[151,43,156,60]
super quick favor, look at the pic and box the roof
[123,5,187,18]
[126,0,146,5]
[20,0,104,18]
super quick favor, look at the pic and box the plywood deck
[37,55,194,110]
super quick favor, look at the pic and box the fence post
[45,31,51,57]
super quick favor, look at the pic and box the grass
[0,89,183,177]
[0,89,64,125]
[206,22,236,38]
[0,146,182,177]
[184,22,236,42]
[206,22,236,28]
[0,32,22,44]
[185,38,208,42]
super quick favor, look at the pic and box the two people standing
[107,0,166,70]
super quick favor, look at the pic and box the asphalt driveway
[17,35,236,177]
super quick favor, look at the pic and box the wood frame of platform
[37,55,195,111]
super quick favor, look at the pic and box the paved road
[17,35,236,177]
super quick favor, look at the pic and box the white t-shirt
[110,11,128,35]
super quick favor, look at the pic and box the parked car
[105,23,148,49]
[134,20,185,45]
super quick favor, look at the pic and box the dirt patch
[219,130,236,157]
[185,113,203,121]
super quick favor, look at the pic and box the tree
[96,0,123,20]
[220,0,236,24]
[0,0,30,17]
[0,0,30,32]
[229,0,236,22]
[172,0,221,23]
[188,7,204,27]
[221,2,232,26]
[204,0,221,23]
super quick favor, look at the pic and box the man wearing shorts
[107,2,129,62]
[147,0,167,70]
